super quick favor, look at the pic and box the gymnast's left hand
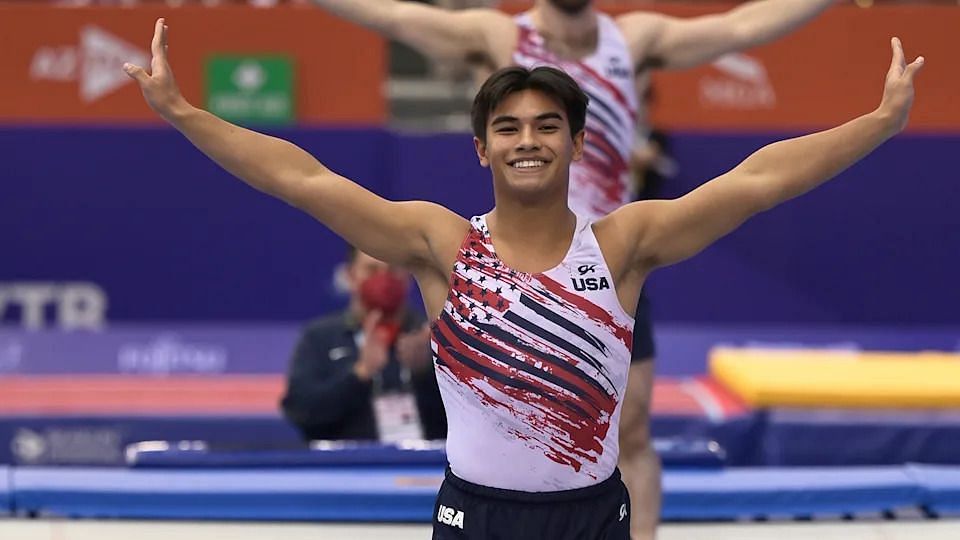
[876,37,924,135]
[123,18,190,121]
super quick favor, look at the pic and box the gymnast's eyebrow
[491,112,564,125]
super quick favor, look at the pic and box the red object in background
[372,322,401,347]
[360,271,406,318]
[360,271,407,345]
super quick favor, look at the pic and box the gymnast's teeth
[512,160,545,169]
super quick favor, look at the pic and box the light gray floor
[3,519,960,540]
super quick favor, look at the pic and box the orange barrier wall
[3,4,957,130]
[502,2,959,132]
[0,5,385,124]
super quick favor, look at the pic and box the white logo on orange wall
[699,53,776,110]
[29,26,149,103]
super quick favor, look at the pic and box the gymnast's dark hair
[471,66,589,144]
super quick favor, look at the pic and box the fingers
[362,310,384,334]
[889,37,925,81]
[122,63,149,84]
[150,19,170,76]
[151,18,166,59]
[889,37,905,74]
[904,55,925,82]
[122,19,168,82]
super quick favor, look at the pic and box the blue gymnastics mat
[9,465,942,522]
[662,466,921,520]
[0,466,10,516]
[908,464,960,516]
[127,442,449,469]
[11,467,443,521]
[126,438,725,470]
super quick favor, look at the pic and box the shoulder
[594,200,668,273]
[614,10,668,34]
[464,7,513,23]
[469,7,515,26]
[468,8,520,68]
[600,199,670,226]
[391,200,470,267]
[614,10,668,61]
[458,7,516,39]
[413,203,472,263]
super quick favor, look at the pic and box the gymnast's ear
[474,136,490,168]
[572,130,585,162]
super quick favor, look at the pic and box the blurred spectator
[280,246,446,442]
[630,74,677,201]
[630,127,675,200]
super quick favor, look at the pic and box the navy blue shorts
[432,467,631,539]
[631,293,656,362]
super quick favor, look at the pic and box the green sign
[205,55,294,125]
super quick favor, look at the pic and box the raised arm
[310,0,510,63]
[613,38,923,271]
[618,0,835,70]
[124,19,466,271]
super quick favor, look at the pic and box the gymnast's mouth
[508,158,551,170]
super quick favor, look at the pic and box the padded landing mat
[711,348,960,408]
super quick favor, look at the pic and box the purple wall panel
[2,127,958,324]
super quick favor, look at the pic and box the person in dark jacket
[281,246,447,441]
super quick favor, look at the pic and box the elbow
[746,164,807,212]
[730,20,765,48]
[736,156,784,212]
[732,174,780,216]
[281,176,315,209]
[726,9,775,48]
[753,185,780,213]
[280,168,330,210]
[744,180,780,215]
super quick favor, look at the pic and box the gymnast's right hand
[123,18,189,121]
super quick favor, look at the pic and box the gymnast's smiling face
[471,66,588,205]
[475,89,584,203]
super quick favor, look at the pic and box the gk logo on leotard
[619,503,627,522]
[437,504,465,529]
[577,264,597,275]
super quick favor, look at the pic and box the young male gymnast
[124,18,922,539]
